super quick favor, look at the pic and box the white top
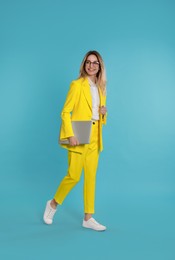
[88,78,100,120]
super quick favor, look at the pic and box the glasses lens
[93,61,99,66]
[86,60,99,66]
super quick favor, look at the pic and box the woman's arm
[60,81,80,140]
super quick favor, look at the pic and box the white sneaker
[43,200,57,225]
[82,217,107,231]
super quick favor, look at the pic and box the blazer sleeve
[59,81,80,140]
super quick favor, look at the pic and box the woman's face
[84,54,100,77]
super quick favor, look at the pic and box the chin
[87,71,97,76]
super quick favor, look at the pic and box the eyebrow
[86,60,99,62]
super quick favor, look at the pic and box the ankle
[84,213,92,221]
[50,199,58,209]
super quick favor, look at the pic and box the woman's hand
[68,136,79,146]
[99,106,107,116]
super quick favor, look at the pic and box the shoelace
[47,208,56,219]
[90,218,101,226]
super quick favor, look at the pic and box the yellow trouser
[54,121,99,213]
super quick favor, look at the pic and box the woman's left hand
[99,106,107,115]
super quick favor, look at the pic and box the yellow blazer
[59,77,107,153]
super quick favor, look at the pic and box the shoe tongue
[90,217,97,224]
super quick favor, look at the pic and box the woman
[43,50,107,231]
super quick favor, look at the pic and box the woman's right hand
[68,136,79,146]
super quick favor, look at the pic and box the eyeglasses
[85,60,100,67]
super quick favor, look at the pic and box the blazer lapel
[83,78,92,110]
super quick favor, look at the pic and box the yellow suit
[59,77,106,152]
[55,77,107,213]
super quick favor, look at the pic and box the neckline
[88,77,97,86]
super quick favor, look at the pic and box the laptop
[59,120,92,145]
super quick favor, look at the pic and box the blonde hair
[79,50,107,95]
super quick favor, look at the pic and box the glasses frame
[85,60,100,67]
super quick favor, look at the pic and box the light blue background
[0,0,175,259]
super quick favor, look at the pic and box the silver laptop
[59,120,92,145]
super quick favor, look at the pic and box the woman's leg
[82,147,106,231]
[54,150,84,205]
[84,147,99,218]
[43,150,84,224]
[83,121,99,218]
